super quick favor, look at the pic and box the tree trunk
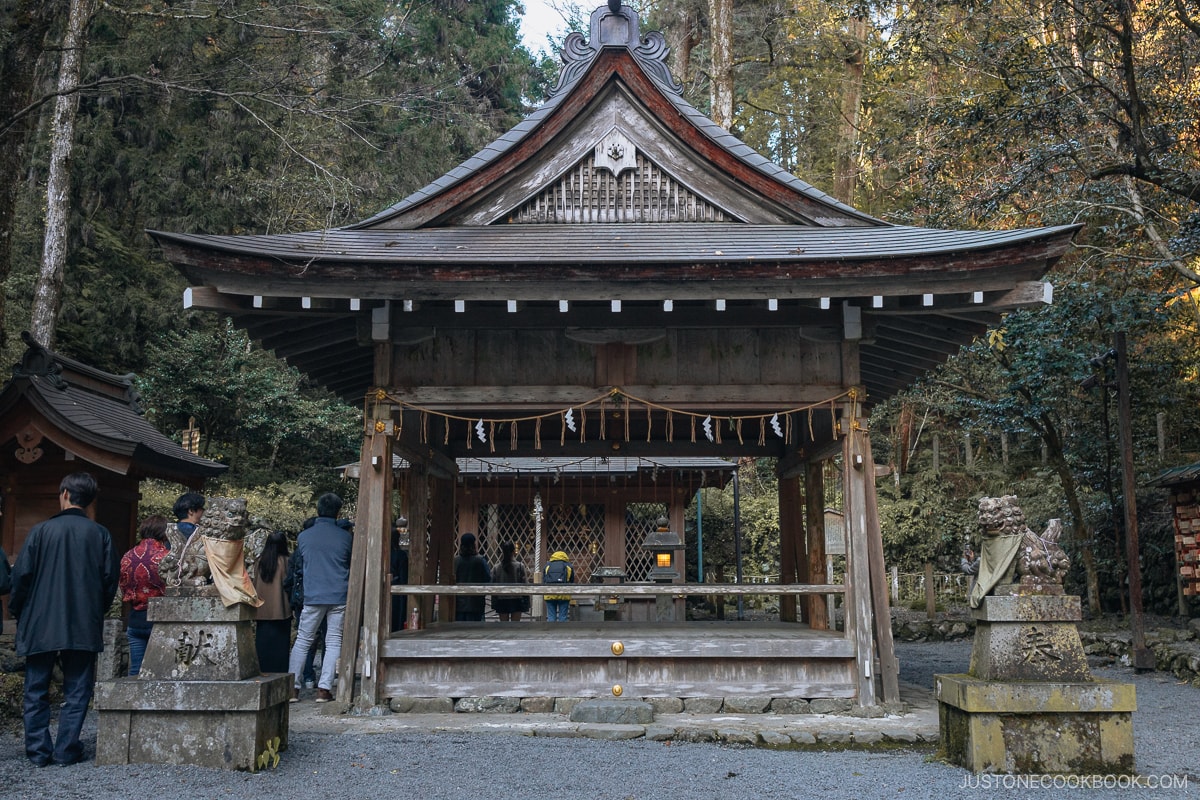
[0,0,69,349]
[666,1,700,88]
[1037,410,1102,613]
[29,0,94,346]
[832,15,867,204]
[707,0,733,130]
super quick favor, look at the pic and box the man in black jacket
[9,472,119,767]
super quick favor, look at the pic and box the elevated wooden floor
[381,621,858,700]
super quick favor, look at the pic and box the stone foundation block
[645,696,684,714]
[723,696,771,714]
[682,697,723,713]
[569,698,654,724]
[936,673,1135,774]
[94,673,291,772]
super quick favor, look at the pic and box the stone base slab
[94,674,291,772]
[936,673,1135,774]
[972,594,1081,622]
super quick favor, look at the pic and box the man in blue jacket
[9,472,118,767]
[286,493,352,703]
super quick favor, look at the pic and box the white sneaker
[304,680,315,689]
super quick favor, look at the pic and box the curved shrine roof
[149,4,1080,408]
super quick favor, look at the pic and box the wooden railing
[393,583,845,597]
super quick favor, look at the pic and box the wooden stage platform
[380,621,860,701]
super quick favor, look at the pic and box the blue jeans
[126,608,151,677]
[288,604,344,691]
[546,599,570,622]
[24,650,96,766]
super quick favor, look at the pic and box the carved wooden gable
[351,3,878,231]
[507,130,734,224]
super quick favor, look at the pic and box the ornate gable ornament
[508,137,734,224]
[551,2,681,97]
[11,331,66,389]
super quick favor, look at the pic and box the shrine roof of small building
[0,333,227,481]
[1147,461,1200,489]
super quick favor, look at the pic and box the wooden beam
[862,426,900,703]
[184,285,376,315]
[441,438,785,460]
[396,583,845,596]
[805,461,828,630]
[357,431,392,709]
[336,438,373,707]
[842,418,876,706]
[430,476,455,623]
[861,281,1051,315]
[864,339,955,370]
[394,410,459,480]
[779,475,802,623]
[385,383,852,410]
[407,465,431,626]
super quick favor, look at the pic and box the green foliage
[137,320,361,489]
[0,671,27,725]
[139,478,330,532]
[684,460,780,581]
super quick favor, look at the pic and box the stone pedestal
[95,589,291,772]
[936,593,1136,774]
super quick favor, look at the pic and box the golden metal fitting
[612,684,623,697]
[611,641,624,656]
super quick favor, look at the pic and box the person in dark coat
[8,472,119,767]
[453,532,491,622]
[0,544,11,595]
[390,521,409,632]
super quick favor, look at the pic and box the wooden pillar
[842,417,877,706]
[804,462,828,630]
[670,491,687,619]
[778,475,803,623]
[431,475,455,622]
[337,414,393,708]
[861,427,900,703]
[407,465,432,624]
[603,500,624,572]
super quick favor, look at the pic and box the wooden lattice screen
[624,502,667,581]
[508,151,733,224]
[474,503,535,576]
[543,503,605,583]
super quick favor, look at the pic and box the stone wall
[892,615,974,642]
[1080,620,1200,685]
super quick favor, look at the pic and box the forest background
[1,0,1197,616]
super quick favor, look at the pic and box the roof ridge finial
[548,4,682,98]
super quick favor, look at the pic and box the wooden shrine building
[0,333,226,625]
[151,4,1078,709]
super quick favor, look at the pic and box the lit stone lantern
[642,516,683,583]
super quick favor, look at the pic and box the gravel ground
[0,640,1196,800]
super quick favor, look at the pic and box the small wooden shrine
[0,333,225,624]
[151,4,1078,708]
[1149,462,1200,599]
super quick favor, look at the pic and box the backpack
[284,552,304,611]
[544,560,570,584]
